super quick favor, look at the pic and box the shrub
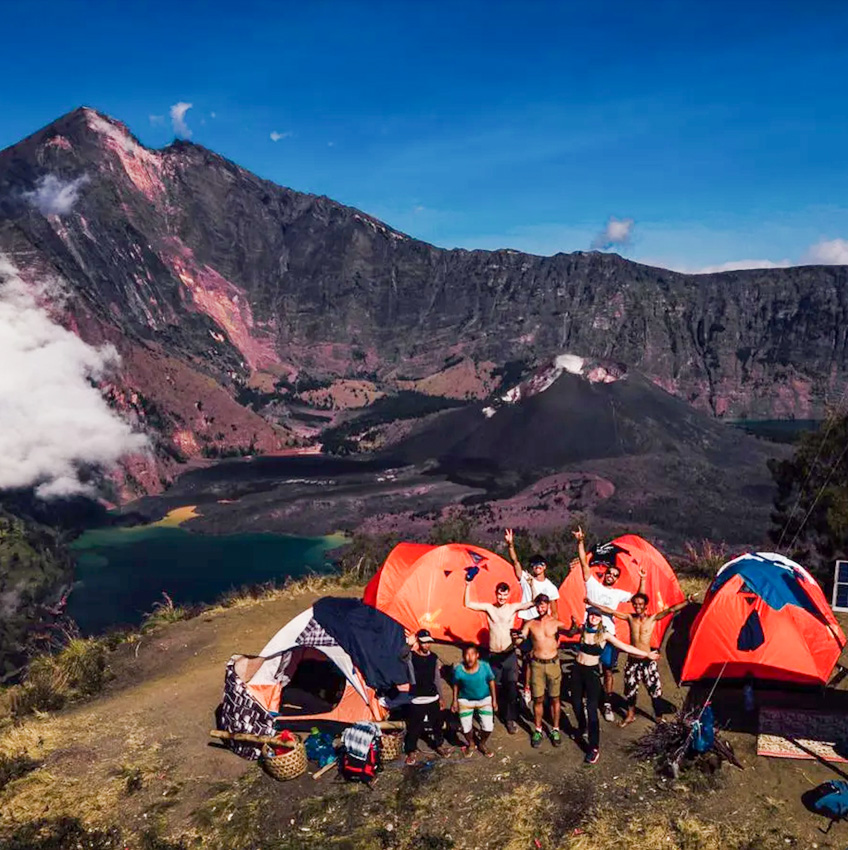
[681,540,728,579]
[141,593,192,632]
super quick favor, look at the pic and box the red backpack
[339,722,383,783]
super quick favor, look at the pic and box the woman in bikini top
[576,608,657,667]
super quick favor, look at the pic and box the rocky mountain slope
[1,108,847,497]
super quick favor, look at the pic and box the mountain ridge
[1,108,846,497]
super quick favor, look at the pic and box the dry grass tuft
[565,806,791,850]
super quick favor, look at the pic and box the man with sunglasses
[573,526,645,722]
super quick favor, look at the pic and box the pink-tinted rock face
[1,107,847,499]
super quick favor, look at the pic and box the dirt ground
[2,587,848,848]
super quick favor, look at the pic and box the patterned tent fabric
[218,657,276,760]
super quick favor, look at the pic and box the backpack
[339,722,383,783]
[690,705,715,754]
[809,780,848,829]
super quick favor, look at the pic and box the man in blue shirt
[451,644,497,757]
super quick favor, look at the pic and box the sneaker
[602,704,615,723]
[550,729,562,747]
[434,746,451,758]
[531,729,544,748]
[584,748,600,765]
[506,720,518,735]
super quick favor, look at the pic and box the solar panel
[832,561,848,612]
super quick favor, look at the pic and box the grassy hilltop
[1,572,847,850]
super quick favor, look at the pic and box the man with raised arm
[520,594,581,748]
[573,526,645,722]
[463,576,536,733]
[505,528,560,620]
[589,591,697,726]
[504,528,561,707]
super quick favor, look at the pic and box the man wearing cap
[573,526,645,722]
[404,629,451,765]
[463,576,536,733]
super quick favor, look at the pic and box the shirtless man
[464,578,536,733]
[590,591,696,726]
[520,594,577,748]
[505,529,560,706]
[573,526,644,722]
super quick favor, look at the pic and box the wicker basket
[381,731,404,761]
[260,742,307,781]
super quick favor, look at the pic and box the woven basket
[260,742,307,781]
[381,732,404,761]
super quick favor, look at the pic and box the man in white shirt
[573,526,645,722]
[504,529,560,620]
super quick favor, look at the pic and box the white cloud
[665,258,793,274]
[0,257,148,499]
[170,102,193,138]
[591,216,634,250]
[270,131,292,142]
[149,114,165,125]
[23,174,90,216]
[802,238,848,265]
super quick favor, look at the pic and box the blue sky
[2,0,847,271]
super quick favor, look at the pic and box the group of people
[402,528,695,766]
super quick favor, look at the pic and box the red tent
[363,543,523,644]
[558,534,685,644]
[681,552,845,685]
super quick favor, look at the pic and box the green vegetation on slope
[0,506,73,679]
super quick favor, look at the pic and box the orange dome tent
[681,552,845,685]
[558,534,685,644]
[363,542,523,644]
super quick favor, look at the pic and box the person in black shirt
[404,629,451,765]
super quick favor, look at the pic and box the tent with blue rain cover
[682,552,846,685]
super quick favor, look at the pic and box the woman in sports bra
[572,606,659,765]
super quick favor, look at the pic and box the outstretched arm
[573,526,591,581]
[559,616,582,638]
[636,566,647,596]
[654,593,697,621]
[584,597,630,621]
[504,528,524,582]
[606,634,659,660]
[463,581,489,612]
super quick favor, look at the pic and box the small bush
[141,593,192,632]
[0,751,39,790]
[681,540,728,579]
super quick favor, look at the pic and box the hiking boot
[602,704,615,723]
[584,748,600,765]
[506,720,518,735]
[531,729,544,748]
[550,729,562,747]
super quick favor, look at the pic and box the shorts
[623,658,662,703]
[457,697,494,734]
[530,658,562,699]
[600,643,619,671]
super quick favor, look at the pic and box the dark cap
[529,554,547,568]
[586,606,603,618]
[416,629,434,644]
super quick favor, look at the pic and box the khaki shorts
[530,658,562,699]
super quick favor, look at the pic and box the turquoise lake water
[66,517,342,634]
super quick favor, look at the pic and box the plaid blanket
[342,721,381,760]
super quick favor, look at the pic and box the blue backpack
[690,705,715,754]
[810,780,848,828]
